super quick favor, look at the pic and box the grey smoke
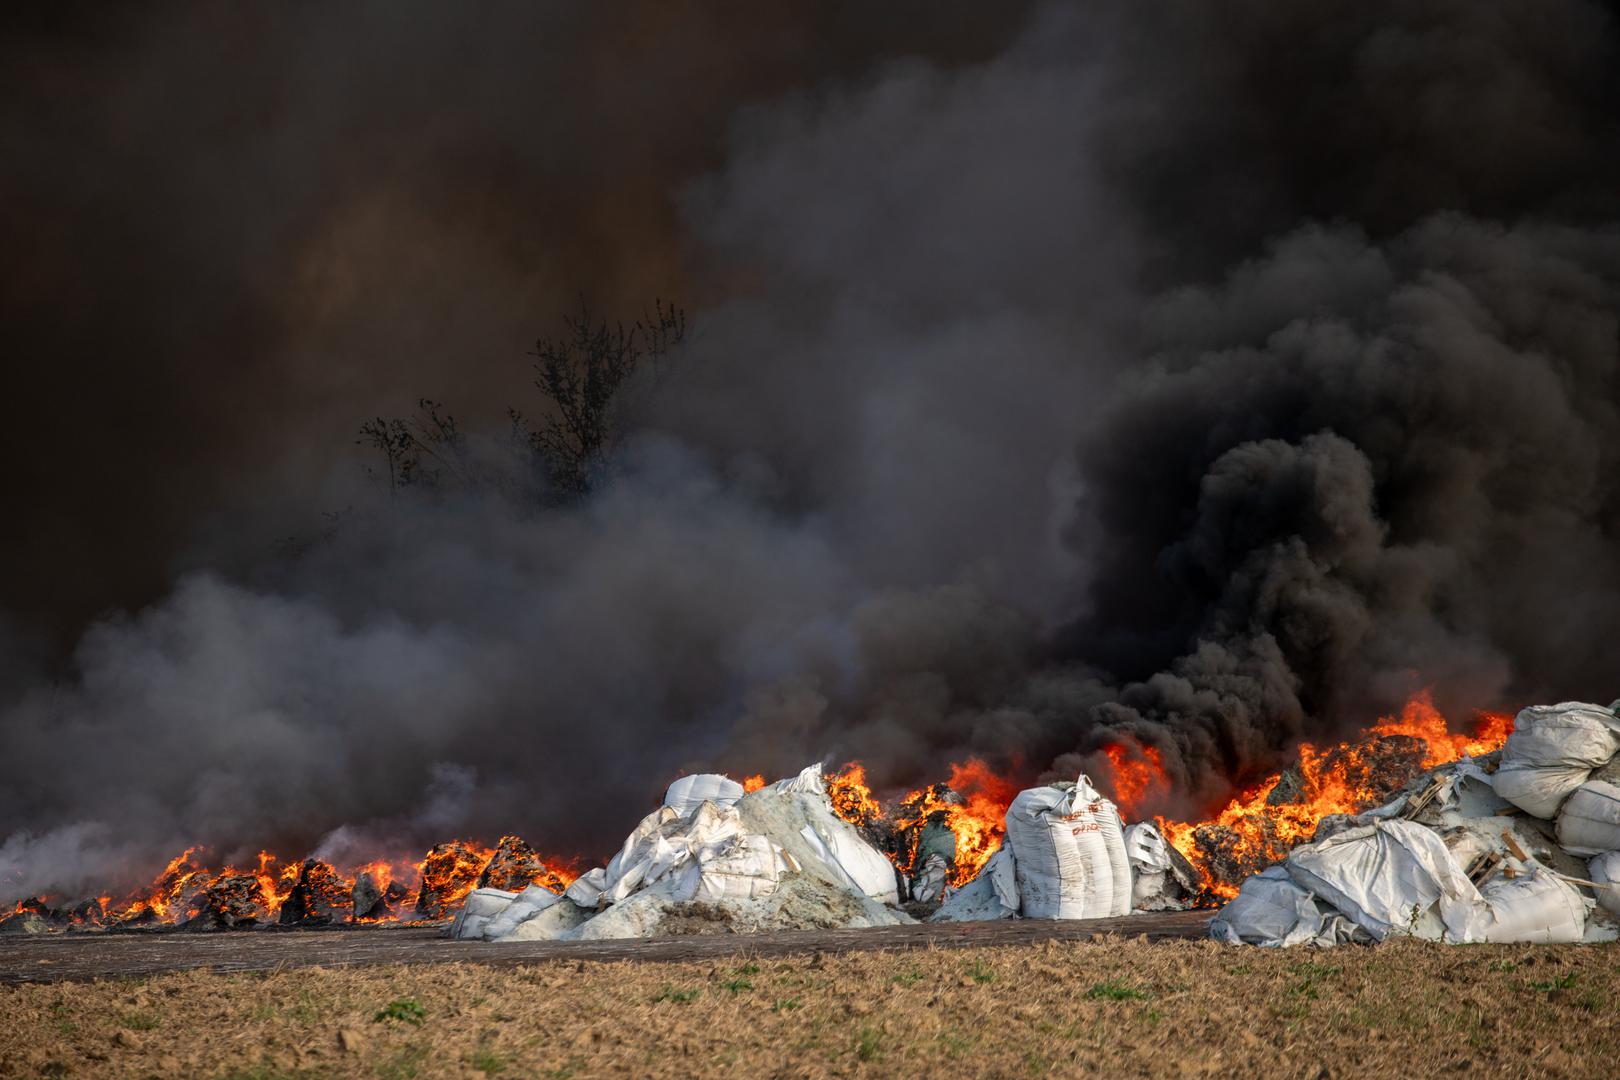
[4,2,1620,902]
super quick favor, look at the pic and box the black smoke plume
[4,1,1620,901]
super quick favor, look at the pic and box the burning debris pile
[1150,695,1518,900]
[0,838,573,935]
[915,695,1619,944]
[1210,699,1620,946]
[10,691,1616,947]
[823,760,1019,908]
[450,766,910,941]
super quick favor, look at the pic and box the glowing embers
[13,835,576,931]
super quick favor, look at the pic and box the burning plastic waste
[8,690,1617,949]
[1208,698,1620,947]
[1139,692,1518,900]
[449,765,910,942]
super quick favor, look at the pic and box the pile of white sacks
[450,766,910,941]
[449,698,1620,946]
[451,766,1161,941]
[1212,700,1620,947]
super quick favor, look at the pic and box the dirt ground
[1,937,1615,1079]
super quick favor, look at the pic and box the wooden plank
[1500,831,1531,862]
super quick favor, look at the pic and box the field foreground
[2,937,1615,1079]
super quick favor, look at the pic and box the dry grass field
[2,937,1615,1078]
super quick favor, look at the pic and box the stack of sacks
[1214,698,1620,947]
[1215,818,1590,946]
[450,765,909,942]
[1490,702,1620,818]
[933,775,1132,922]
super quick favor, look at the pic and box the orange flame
[893,759,1020,887]
[26,834,577,929]
[824,758,1019,888]
[1147,691,1514,899]
[741,774,766,793]
[1099,743,1168,813]
[826,762,883,828]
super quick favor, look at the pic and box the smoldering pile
[0,836,559,936]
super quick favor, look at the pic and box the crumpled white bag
[1210,867,1332,947]
[930,845,1019,922]
[1491,702,1620,819]
[664,774,745,818]
[1283,819,1488,942]
[1478,869,1588,944]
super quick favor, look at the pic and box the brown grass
[1,937,1615,1078]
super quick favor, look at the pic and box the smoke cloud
[4,1,1620,900]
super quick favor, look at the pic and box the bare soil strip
[0,909,1211,985]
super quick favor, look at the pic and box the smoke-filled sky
[4,1,1620,901]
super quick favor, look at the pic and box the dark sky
[0,2,1031,650]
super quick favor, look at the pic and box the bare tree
[514,299,686,496]
[356,399,468,494]
[358,300,687,500]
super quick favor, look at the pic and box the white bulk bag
[1210,867,1327,947]
[910,853,949,905]
[664,774,745,818]
[449,887,519,940]
[775,764,828,794]
[564,866,608,908]
[1491,702,1620,819]
[675,832,793,902]
[1588,852,1620,918]
[481,882,564,940]
[1554,780,1620,856]
[930,845,1019,922]
[1284,819,1487,942]
[794,823,898,902]
[1479,870,1587,944]
[1005,774,1131,919]
[571,800,789,909]
[587,805,680,904]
